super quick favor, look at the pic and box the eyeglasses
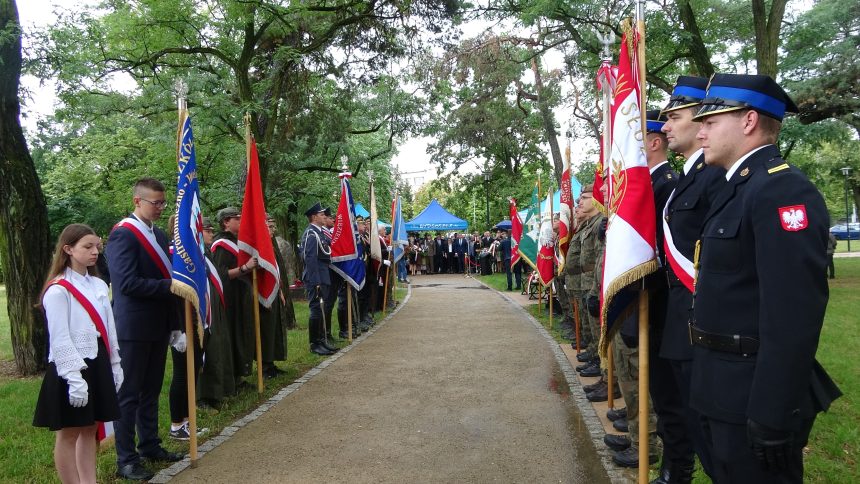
[140,198,168,208]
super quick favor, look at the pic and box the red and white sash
[113,217,171,278]
[662,192,695,292]
[211,238,239,258]
[205,257,225,308]
[50,278,115,441]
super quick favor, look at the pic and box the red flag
[237,139,280,308]
[510,198,522,267]
[535,190,556,285]
[557,160,574,272]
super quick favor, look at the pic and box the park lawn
[0,292,396,482]
[478,261,860,483]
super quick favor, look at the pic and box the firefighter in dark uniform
[300,202,338,356]
[690,73,841,483]
[659,75,722,482]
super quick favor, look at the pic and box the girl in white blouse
[33,224,122,484]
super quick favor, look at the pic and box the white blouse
[43,268,121,378]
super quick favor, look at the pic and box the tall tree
[0,0,51,374]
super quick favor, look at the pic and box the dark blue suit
[301,223,331,345]
[500,238,515,289]
[106,214,181,467]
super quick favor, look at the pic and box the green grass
[0,291,382,482]
[835,240,859,253]
[477,264,860,483]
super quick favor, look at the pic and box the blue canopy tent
[494,220,512,230]
[354,203,370,218]
[405,199,468,232]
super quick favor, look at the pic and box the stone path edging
[150,286,413,483]
[472,278,628,484]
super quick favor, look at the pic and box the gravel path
[169,274,608,483]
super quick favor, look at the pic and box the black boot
[650,460,695,484]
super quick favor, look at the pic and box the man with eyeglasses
[107,177,184,480]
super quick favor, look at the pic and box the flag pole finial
[174,79,188,110]
[598,31,615,62]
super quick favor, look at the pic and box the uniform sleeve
[43,286,87,379]
[106,228,173,298]
[748,173,829,429]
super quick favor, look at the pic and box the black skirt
[33,338,120,430]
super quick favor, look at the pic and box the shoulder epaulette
[765,157,790,175]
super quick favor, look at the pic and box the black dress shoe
[603,433,631,451]
[613,418,629,432]
[141,447,184,463]
[339,331,350,339]
[650,464,671,484]
[606,407,627,421]
[320,340,339,352]
[650,461,695,484]
[612,447,658,468]
[310,343,334,355]
[116,463,154,481]
[576,361,597,372]
[579,364,602,378]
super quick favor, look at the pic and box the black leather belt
[689,324,759,356]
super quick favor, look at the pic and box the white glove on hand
[112,365,124,392]
[66,371,89,408]
[170,331,187,353]
[383,260,391,266]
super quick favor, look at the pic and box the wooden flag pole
[183,301,198,467]
[572,298,581,353]
[252,269,264,395]
[347,286,353,343]
[636,1,650,481]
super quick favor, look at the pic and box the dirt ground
[170,274,609,483]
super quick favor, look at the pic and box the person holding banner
[658,75,721,481]
[212,207,259,382]
[691,74,841,483]
[33,224,122,484]
[301,202,338,355]
[107,178,183,480]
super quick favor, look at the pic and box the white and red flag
[599,31,657,355]
[237,138,280,308]
[593,60,617,215]
[509,198,522,267]
[557,151,574,273]
[535,189,556,285]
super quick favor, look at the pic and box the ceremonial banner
[510,198,522,267]
[330,171,366,290]
[599,30,657,357]
[517,184,541,270]
[369,182,382,263]
[536,189,556,285]
[170,113,210,332]
[237,139,280,308]
[557,155,574,273]
[391,195,407,264]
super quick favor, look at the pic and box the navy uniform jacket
[301,223,331,286]
[499,238,512,260]
[645,162,678,339]
[651,162,679,263]
[661,153,725,360]
[690,144,840,430]
[106,215,181,341]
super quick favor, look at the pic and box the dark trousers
[670,359,714,475]
[512,260,523,289]
[324,272,343,337]
[828,254,835,278]
[504,258,513,289]
[168,332,203,423]
[700,415,813,484]
[358,275,372,320]
[306,284,329,345]
[115,337,169,467]
[650,352,695,468]
[336,279,353,334]
[434,254,443,273]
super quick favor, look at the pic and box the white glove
[66,371,89,408]
[383,260,391,266]
[112,365,124,392]
[170,331,187,353]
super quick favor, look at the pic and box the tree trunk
[530,54,564,185]
[677,0,715,77]
[0,0,52,375]
[752,0,787,77]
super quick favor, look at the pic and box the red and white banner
[600,32,657,336]
[536,190,556,285]
[237,138,280,308]
[557,154,574,273]
[510,198,522,267]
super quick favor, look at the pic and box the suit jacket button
[718,228,724,234]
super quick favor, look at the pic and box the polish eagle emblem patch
[779,205,808,231]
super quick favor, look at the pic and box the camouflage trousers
[612,333,659,453]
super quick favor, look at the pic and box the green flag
[517,183,540,271]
